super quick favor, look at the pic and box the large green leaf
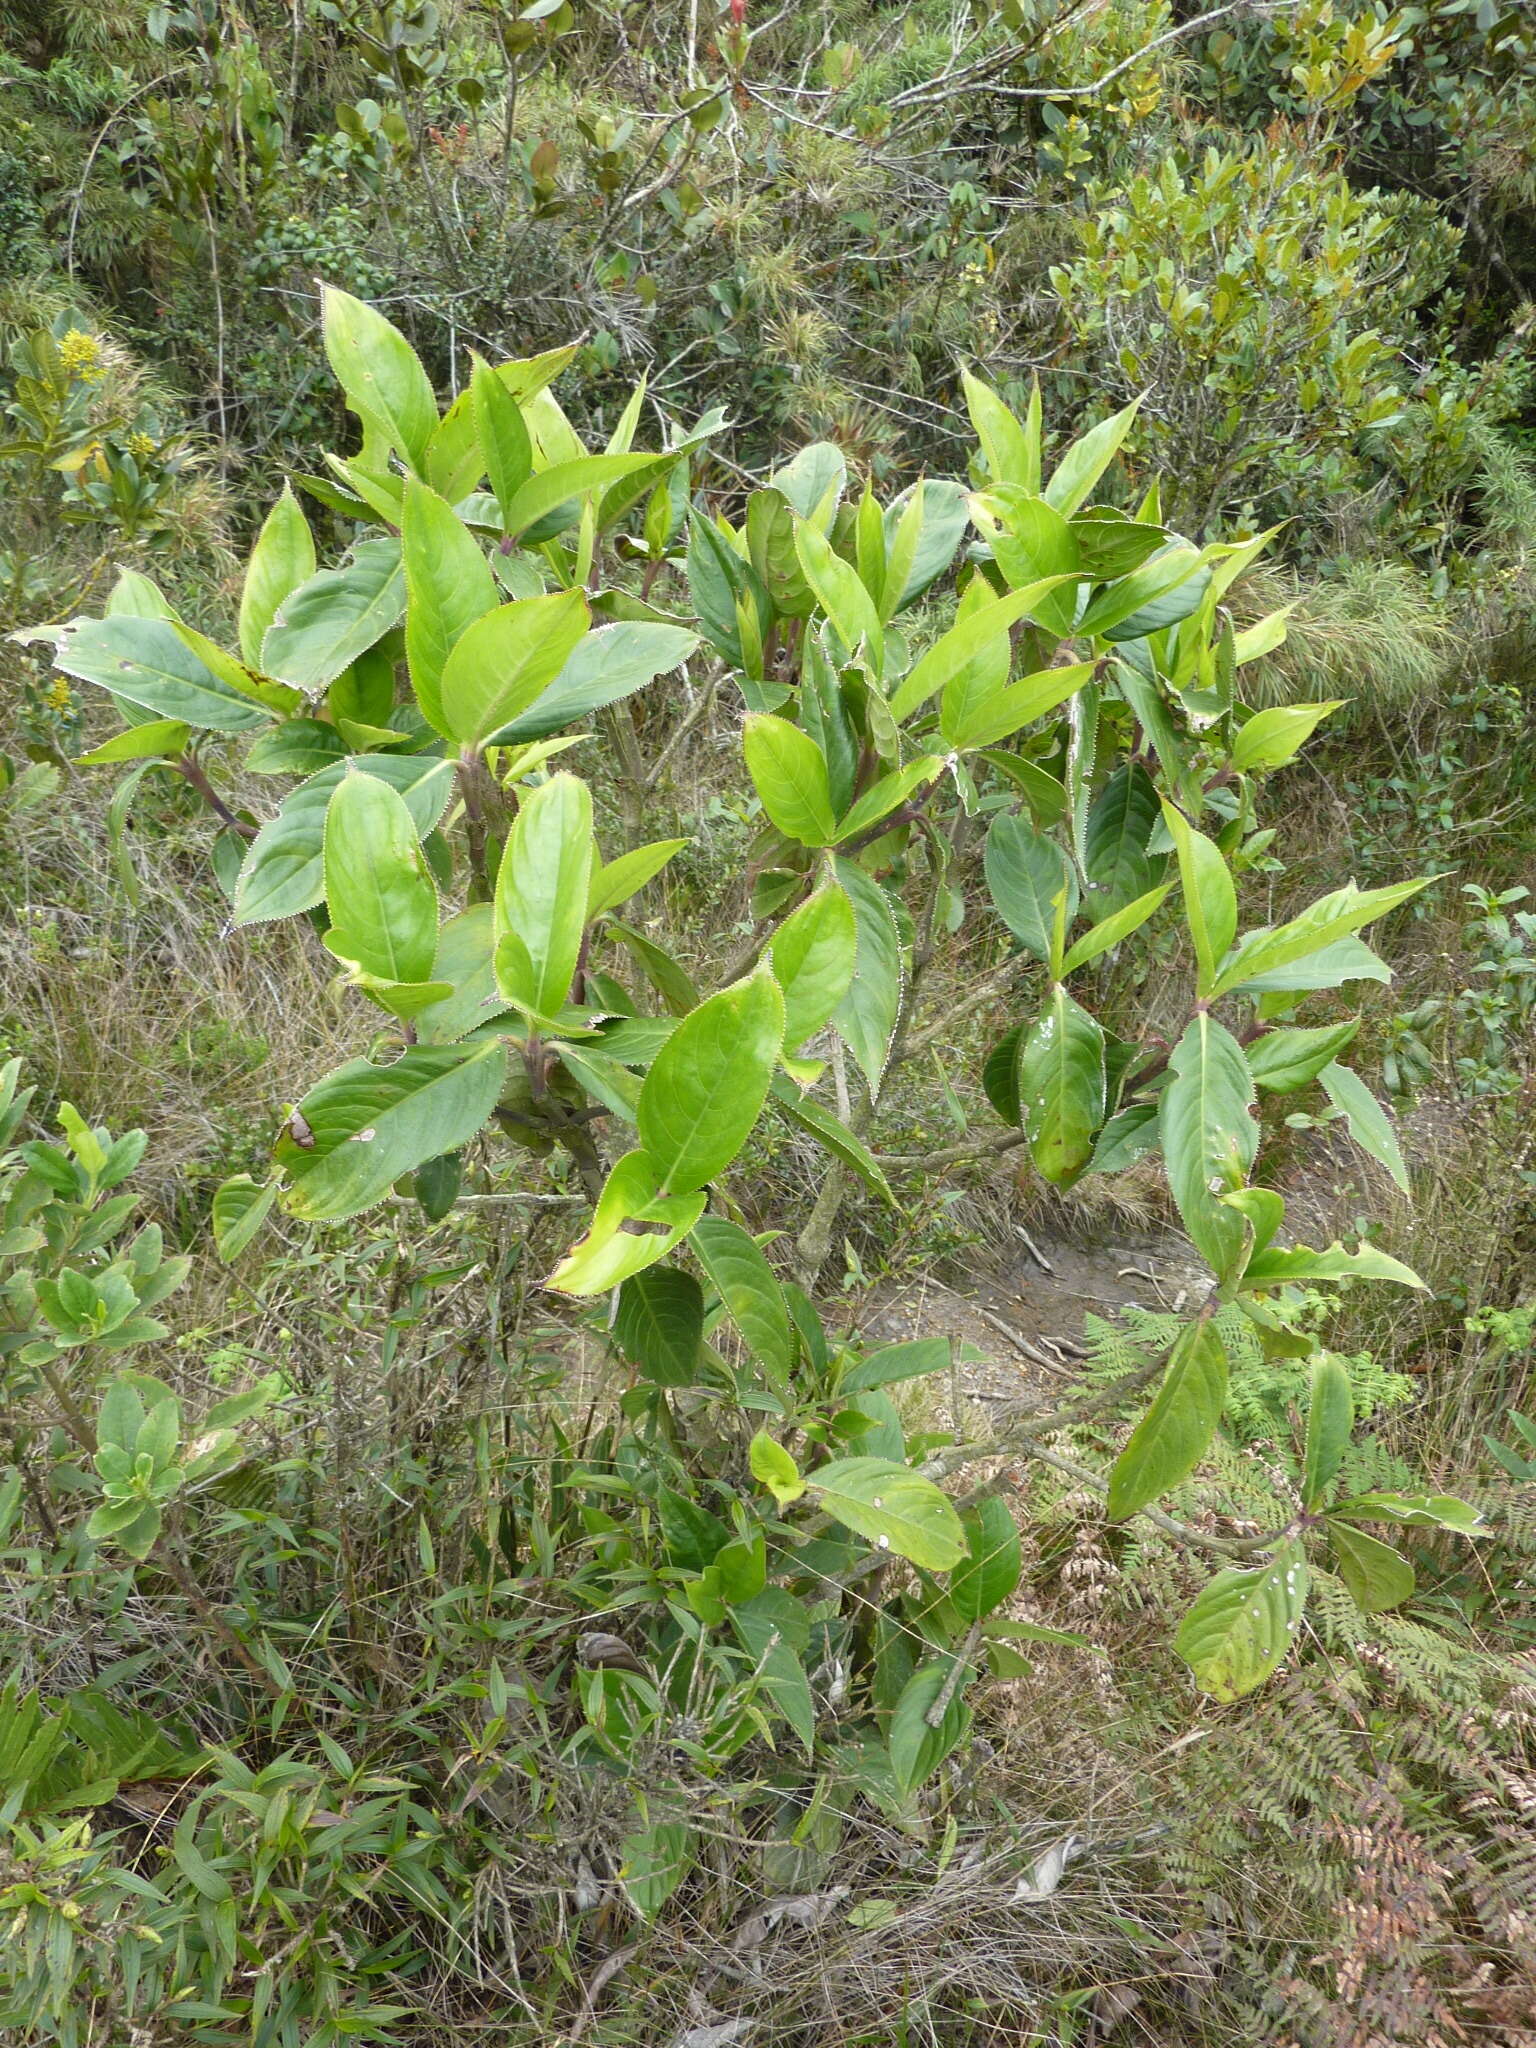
[439,589,589,748]
[804,1457,965,1570]
[546,1150,706,1295]
[1231,701,1343,775]
[768,1077,895,1204]
[47,615,268,732]
[1078,544,1210,640]
[1060,883,1171,977]
[732,1591,816,1754]
[322,768,438,985]
[413,905,506,1043]
[770,884,858,1049]
[689,1216,794,1398]
[941,659,1094,753]
[831,859,903,1096]
[882,477,968,613]
[637,973,784,1195]
[322,286,438,470]
[963,369,1039,492]
[402,480,499,736]
[971,488,1080,635]
[233,756,454,927]
[1084,761,1162,917]
[1107,1317,1229,1520]
[1302,1352,1353,1510]
[888,1658,973,1798]
[612,1264,704,1386]
[490,622,699,744]
[261,539,406,692]
[985,813,1075,964]
[743,714,837,846]
[1158,1016,1258,1286]
[238,485,315,671]
[499,453,658,541]
[949,1497,1022,1622]
[1241,1239,1425,1292]
[1328,1491,1484,1534]
[887,577,1073,721]
[1326,1521,1415,1613]
[1212,880,1428,1000]
[1245,1022,1360,1094]
[1175,1542,1309,1701]
[1016,985,1105,1186]
[275,1041,507,1221]
[1318,1061,1409,1194]
[492,772,593,1025]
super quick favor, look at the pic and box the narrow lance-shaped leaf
[470,351,533,525]
[1161,799,1235,998]
[1212,879,1429,1000]
[322,285,438,471]
[402,479,499,736]
[1302,1352,1353,1512]
[1158,1016,1258,1288]
[770,884,858,1050]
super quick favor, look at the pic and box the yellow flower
[58,329,105,383]
[126,430,157,460]
[47,677,73,714]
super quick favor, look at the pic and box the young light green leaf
[770,884,858,1050]
[439,588,589,747]
[1060,883,1170,976]
[638,972,785,1195]
[1175,1542,1309,1701]
[806,1457,966,1571]
[1302,1352,1353,1510]
[1318,1061,1409,1194]
[1213,879,1430,1000]
[1043,395,1140,516]
[1107,1317,1229,1520]
[749,1431,805,1505]
[587,837,689,920]
[1161,800,1236,998]
[402,479,499,735]
[832,755,943,844]
[1241,1239,1426,1292]
[238,485,316,670]
[322,286,438,469]
[323,768,439,985]
[1016,985,1105,1187]
[743,713,838,846]
[547,1150,706,1296]
[887,577,1074,721]
[493,772,594,1025]
[470,351,533,524]
[795,517,884,672]
[497,452,657,542]
[275,1041,507,1222]
[1231,700,1344,774]
[75,720,191,765]
[234,755,454,928]
[962,369,1038,492]
[940,660,1094,753]
[1158,1016,1258,1287]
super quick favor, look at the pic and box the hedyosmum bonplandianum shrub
[18,287,1483,1716]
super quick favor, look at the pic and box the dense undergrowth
[3,5,1536,2046]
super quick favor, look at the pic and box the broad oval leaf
[1326,1520,1415,1613]
[613,1263,704,1386]
[770,884,858,1050]
[1318,1060,1409,1194]
[238,485,315,671]
[49,615,268,733]
[637,972,785,1195]
[888,1657,973,1799]
[805,1457,966,1571]
[402,480,499,736]
[1175,1543,1309,1701]
[743,714,837,847]
[1232,700,1344,774]
[234,755,454,927]
[262,539,406,693]
[1016,985,1105,1186]
[275,1040,507,1222]
[440,588,589,748]
[690,1215,794,1399]
[1245,1021,1359,1094]
[322,285,438,470]
[985,813,1075,965]
[831,859,903,1096]
[949,1496,1022,1622]
[546,1150,706,1295]
[323,768,439,984]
